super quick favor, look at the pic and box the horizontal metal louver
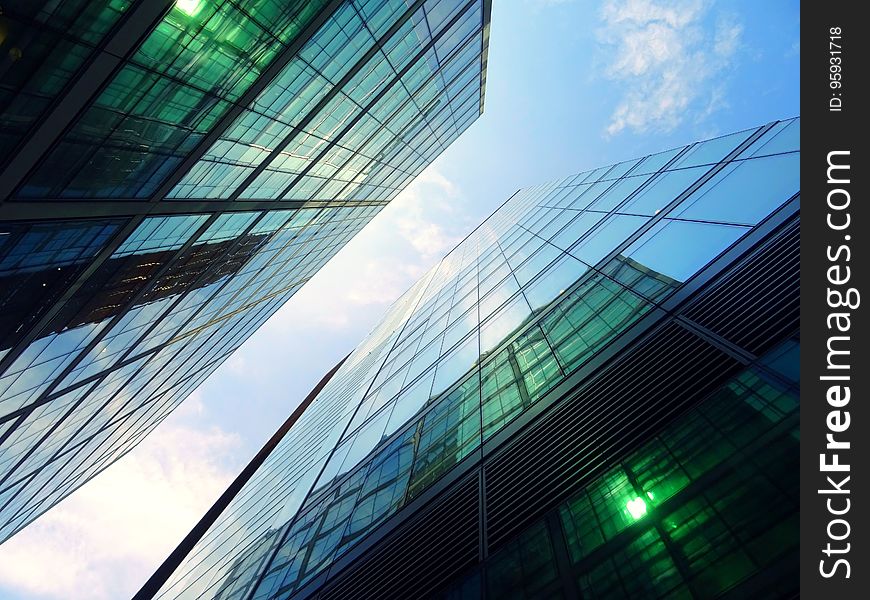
[318,475,480,600]
[484,322,740,550]
[683,216,799,356]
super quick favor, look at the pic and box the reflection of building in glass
[141,119,800,599]
[0,0,490,542]
[1,231,270,351]
[212,527,283,600]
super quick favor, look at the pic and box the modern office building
[140,119,800,599]
[0,0,491,542]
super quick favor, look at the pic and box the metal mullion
[84,197,342,391]
[474,237,485,557]
[140,283,276,396]
[316,460,406,573]
[563,410,800,594]
[576,122,779,276]
[505,138,730,302]
[315,47,483,202]
[525,153,652,236]
[87,347,225,462]
[4,428,114,528]
[225,0,432,202]
[12,368,160,489]
[106,350,210,434]
[157,192,494,596]
[423,9,483,144]
[0,0,175,200]
[240,263,443,600]
[295,0,483,198]
[375,3,462,152]
[4,359,217,536]
[147,0,348,201]
[2,200,349,394]
[692,410,797,563]
[223,0,305,50]
[739,332,801,398]
[168,276,298,352]
[491,232,565,380]
[0,374,105,502]
[382,20,447,142]
[430,79,479,148]
[0,413,29,455]
[0,346,162,426]
[277,0,479,201]
[280,2,488,203]
[0,198,388,221]
[44,8,220,198]
[33,314,239,492]
[0,216,145,377]
[292,196,796,596]
[0,225,28,273]
[0,213,222,436]
[5,215,319,422]
[622,466,703,599]
[543,510,583,599]
[108,210,287,365]
[401,151,790,467]
[383,51,482,156]
[310,333,481,522]
[673,317,757,366]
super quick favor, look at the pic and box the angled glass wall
[463,340,799,600]
[0,0,491,543]
[147,118,798,599]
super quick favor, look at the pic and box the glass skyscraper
[0,0,490,543]
[141,119,800,599]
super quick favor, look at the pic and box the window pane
[670,154,799,225]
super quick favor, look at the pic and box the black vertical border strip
[801,1,868,597]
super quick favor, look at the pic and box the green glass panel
[577,555,624,599]
[0,1,133,156]
[553,351,798,598]
[587,468,640,541]
[615,529,683,598]
[481,325,562,439]
[481,351,524,438]
[487,521,560,600]
[560,491,606,563]
[626,439,689,505]
[407,372,480,499]
[17,0,331,199]
[541,274,651,374]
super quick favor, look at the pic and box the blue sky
[0,1,799,598]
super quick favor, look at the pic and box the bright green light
[175,0,201,16]
[626,497,647,520]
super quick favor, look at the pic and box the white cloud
[597,0,743,136]
[0,393,241,600]
[224,352,249,376]
[346,260,426,306]
[265,166,469,333]
[391,168,464,260]
[0,166,472,600]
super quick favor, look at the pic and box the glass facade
[0,0,490,543]
[456,341,799,600]
[147,119,799,599]
[0,0,134,159]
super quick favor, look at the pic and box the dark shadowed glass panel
[0,0,133,158]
